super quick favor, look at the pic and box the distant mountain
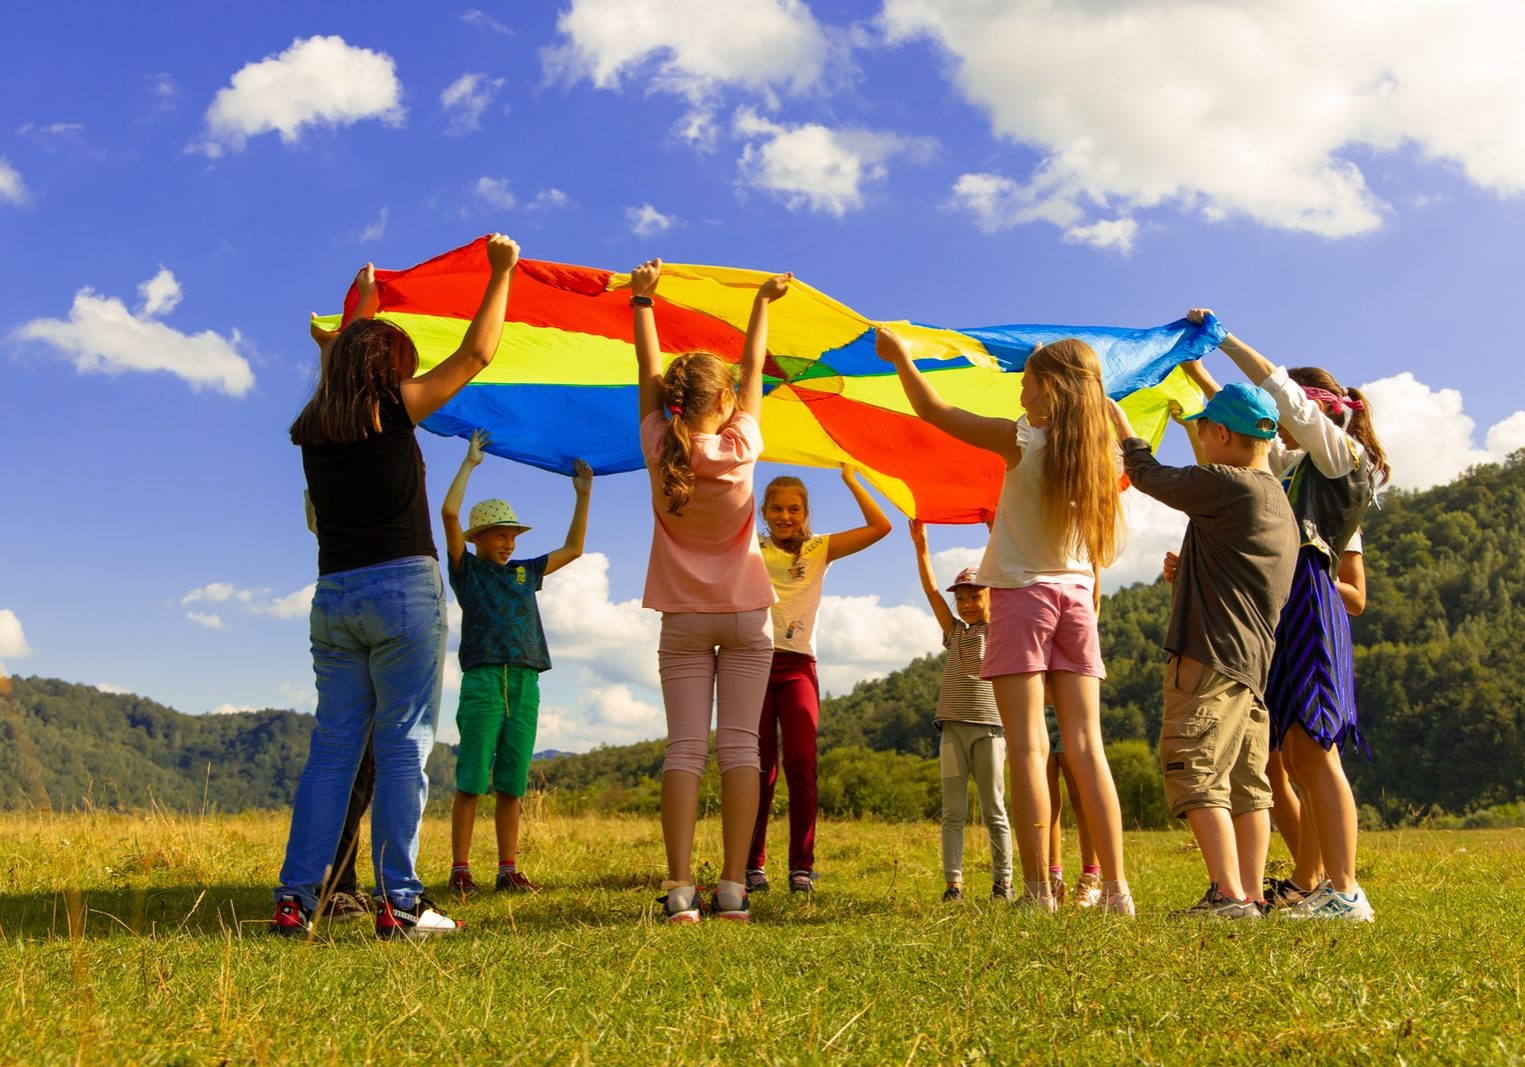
[0,678,455,811]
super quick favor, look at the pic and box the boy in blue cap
[1106,375,1299,918]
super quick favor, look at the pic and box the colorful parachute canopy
[325,237,1215,524]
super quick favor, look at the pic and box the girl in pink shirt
[629,257,791,923]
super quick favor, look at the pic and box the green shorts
[454,664,541,797]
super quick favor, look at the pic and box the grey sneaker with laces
[1171,883,1262,920]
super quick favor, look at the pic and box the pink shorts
[981,583,1105,680]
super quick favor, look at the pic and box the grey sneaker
[1049,873,1068,904]
[1171,883,1262,920]
[788,869,817,894]
[942,885,964,903]
[992,879,1015,902]
[745,868,770,893]
[1264,877,1313,910]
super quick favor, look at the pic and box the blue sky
[4,1,1523,750]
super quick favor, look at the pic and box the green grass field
[2,808,1522,1065]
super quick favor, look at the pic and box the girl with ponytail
[630,258,792,923]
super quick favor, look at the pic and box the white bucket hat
[464,498,531,539]
[945,566,984,591]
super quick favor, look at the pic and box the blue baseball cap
[1183,382,1279,440]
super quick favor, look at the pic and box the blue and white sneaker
[1285,880,1375,923]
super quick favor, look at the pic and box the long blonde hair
[658,351,737,514]
[1026,339,1122,567]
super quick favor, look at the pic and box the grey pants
[939,721,1013,884]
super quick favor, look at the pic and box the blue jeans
[277,556,446,911]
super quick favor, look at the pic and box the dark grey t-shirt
[1122,439,1298,698]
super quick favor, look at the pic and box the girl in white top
[876,329,1133,914]
[745,467,892,894]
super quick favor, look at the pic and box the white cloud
[474,176,516,210]
[814,594,942,695]
[1064,217,1139,255]
[540,553,661,690]
[197,35,403,156]
[1358,373,1525,490]
[626,202,675,237]
[461,9,513,35]
[186,612,224,630]
[279,681,316,712]
[96,682,131,695]
[0,610,32,658]
[545,0,830,100]
[358,205,389,242]
[180,581,313,619]
[1105,490,1188,593]
[18,122,85,138]
[147,73,179,100]
[440,72,506,134]
[536,676,667,751]
[208,703,256,715]
[733,107,933,216]
[675,109,719,151]
[529,188,571,211]
[0,157,28,205]
[13,269,253,396]
[137,267,182,317]
[884,0,1525,242]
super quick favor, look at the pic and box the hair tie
[1302,385,1363,415]
[668,403,683,416]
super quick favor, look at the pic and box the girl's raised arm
[403,235,520,424]
[875,328,1021,465]
[630,259,665,419]
[739,273,791,418]
[825,467,893,563]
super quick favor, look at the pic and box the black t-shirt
[301,394,436,575]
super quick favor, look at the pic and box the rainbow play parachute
[325,237,1218,524]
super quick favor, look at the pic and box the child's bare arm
[738,273,791,419]
[1336,548,1366,616]
[825,467,893,563]
[630,259,664,420]
[545,460,594,576]
[403,235,520,424]
[441,430,490,566]
[876,328,1021,465]
[910,520,955,636]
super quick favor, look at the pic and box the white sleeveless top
[977,417,1096,589]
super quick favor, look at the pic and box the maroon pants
[747,650,820,872]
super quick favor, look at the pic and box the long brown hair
[1025,338,1122,567]
[762,476,813,556]
[1287,366,1391,485]
[290,319,419,446]
[658,351,737,514]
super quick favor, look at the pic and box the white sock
[1103,878,1131,898]
[716,879,747,909]
[662,882,696,910]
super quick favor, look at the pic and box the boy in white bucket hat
[440,429,594,897]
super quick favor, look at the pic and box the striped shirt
[936,621,1001,727]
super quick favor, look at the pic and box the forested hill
[0,678,455,811]
[537,451,1525,825]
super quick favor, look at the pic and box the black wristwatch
[629,295,654,308]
